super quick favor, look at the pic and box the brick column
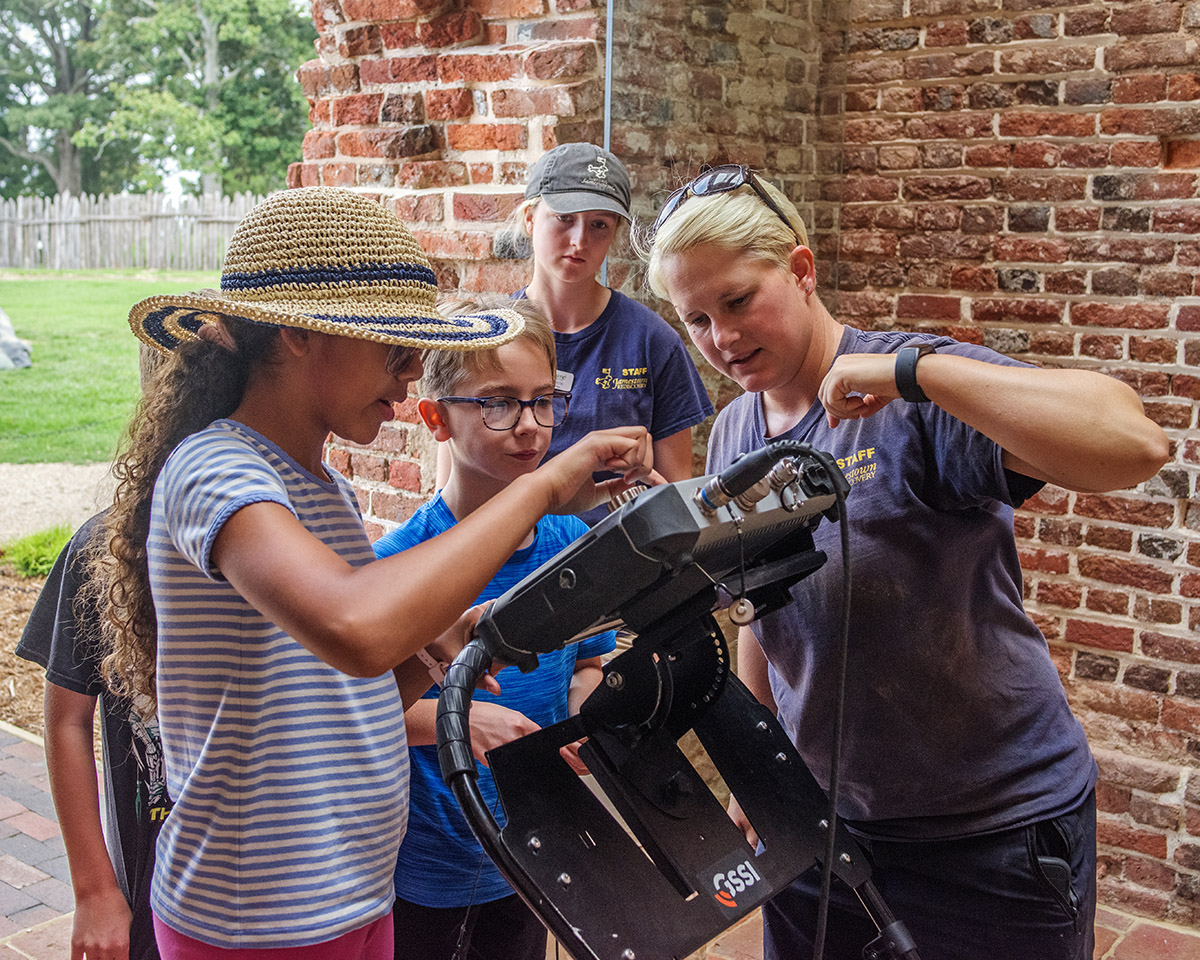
[291,0,605,536]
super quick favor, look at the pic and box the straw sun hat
[129,187,524,354]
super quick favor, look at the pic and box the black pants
[392,894,547,960]
[763,790,1097,960]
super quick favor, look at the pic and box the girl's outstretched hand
[424,602,502,695]
[538,426,655,515]
[817,353,901,428]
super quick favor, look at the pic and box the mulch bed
[0,568,49,737]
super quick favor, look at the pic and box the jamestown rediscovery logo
[710,857,766,910]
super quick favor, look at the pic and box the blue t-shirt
[707,328,1096,840]
[149,420,408,947]
[520,288,714,523]
[374,496,616,906]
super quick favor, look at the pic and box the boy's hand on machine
[559,738,591,775]
[540,426,654,514]
[726,793,760,848]
[424,602,502,695]
[468,702,541,766]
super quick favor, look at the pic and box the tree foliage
[0,0,316,198]
[0,1,142,197]
[78,0,317,196]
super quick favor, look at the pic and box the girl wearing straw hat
[99,187,654,959]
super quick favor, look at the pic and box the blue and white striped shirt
[148,419,408,948]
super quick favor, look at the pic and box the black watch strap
[895,344,936,403]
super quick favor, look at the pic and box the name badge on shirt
[555,369,575,393]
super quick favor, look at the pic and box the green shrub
[1,524,73,578]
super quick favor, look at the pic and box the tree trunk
[198,1,223,196]
[55,130,82,196]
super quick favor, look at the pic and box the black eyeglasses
[437,391,571,430]
[651,164,800,242]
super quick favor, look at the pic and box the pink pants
[152,913,393,960]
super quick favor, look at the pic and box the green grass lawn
[0,270,219,463]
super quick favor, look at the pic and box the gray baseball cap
[524,143,632,222]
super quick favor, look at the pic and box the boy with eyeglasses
[373,297,616,960]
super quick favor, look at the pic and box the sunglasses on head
[651,164,801,243]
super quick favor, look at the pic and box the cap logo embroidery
[587,156,609,180]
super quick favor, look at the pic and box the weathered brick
[1165,699,1200,736]
[418,10,483,48]
[997,174,1088,202]
[1044,271,1086,295]
[902,175,992,201]
[1095,748,1181,793]
[437,51,522,83]
[1070,303,1171,330]
[994,237,1070,263]
[998,44,1098,75]
[410,229,492,260]
[1076,651,1119,680]
[1131,337,1180,367]
[1008,205,1050,231]
[1144,633,1200,666]
[395,161,469,190]
[322,163,357,187]
[380,22,419,49]
[1066,619,1136,652]
[339,25,383,58]
[379,93,424,125]
[896,294,960,320]
[302,130,337,160]
[1113,74,1169,104]
[1077,555,1174,594]
[360,55,437,85]
[449,120,527,154]
[1056,206,1102,231]
[972,298,1063,324]
[523,41,596,80]
[1111,4,1184,37]
[452,192,523,223]
[467,0,544,15]
[1111,140,1164,167]
[1133,596,1183,626]
[424,88,474,120]
[1108,37,1200,72]
[342,0,444,18]
[1011,143,1058,169]
[998,112,1097,139]
[332,93,384,126]
[336,127,436,159]
[1124,662,1172,693]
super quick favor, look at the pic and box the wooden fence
[0,192,268,270]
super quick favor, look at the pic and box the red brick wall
[823,2,1199,925]
[295,0,1200,925]
[292,0,609,536]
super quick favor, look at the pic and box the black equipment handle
[436,637,495,782]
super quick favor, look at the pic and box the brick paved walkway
[0,719,1194,960]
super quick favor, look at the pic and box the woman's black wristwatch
[894,344,936,403]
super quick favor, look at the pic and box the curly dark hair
[86,319,281,709]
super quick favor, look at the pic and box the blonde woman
[641,165,1168,960]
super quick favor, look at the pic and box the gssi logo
[711,859,763,909]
